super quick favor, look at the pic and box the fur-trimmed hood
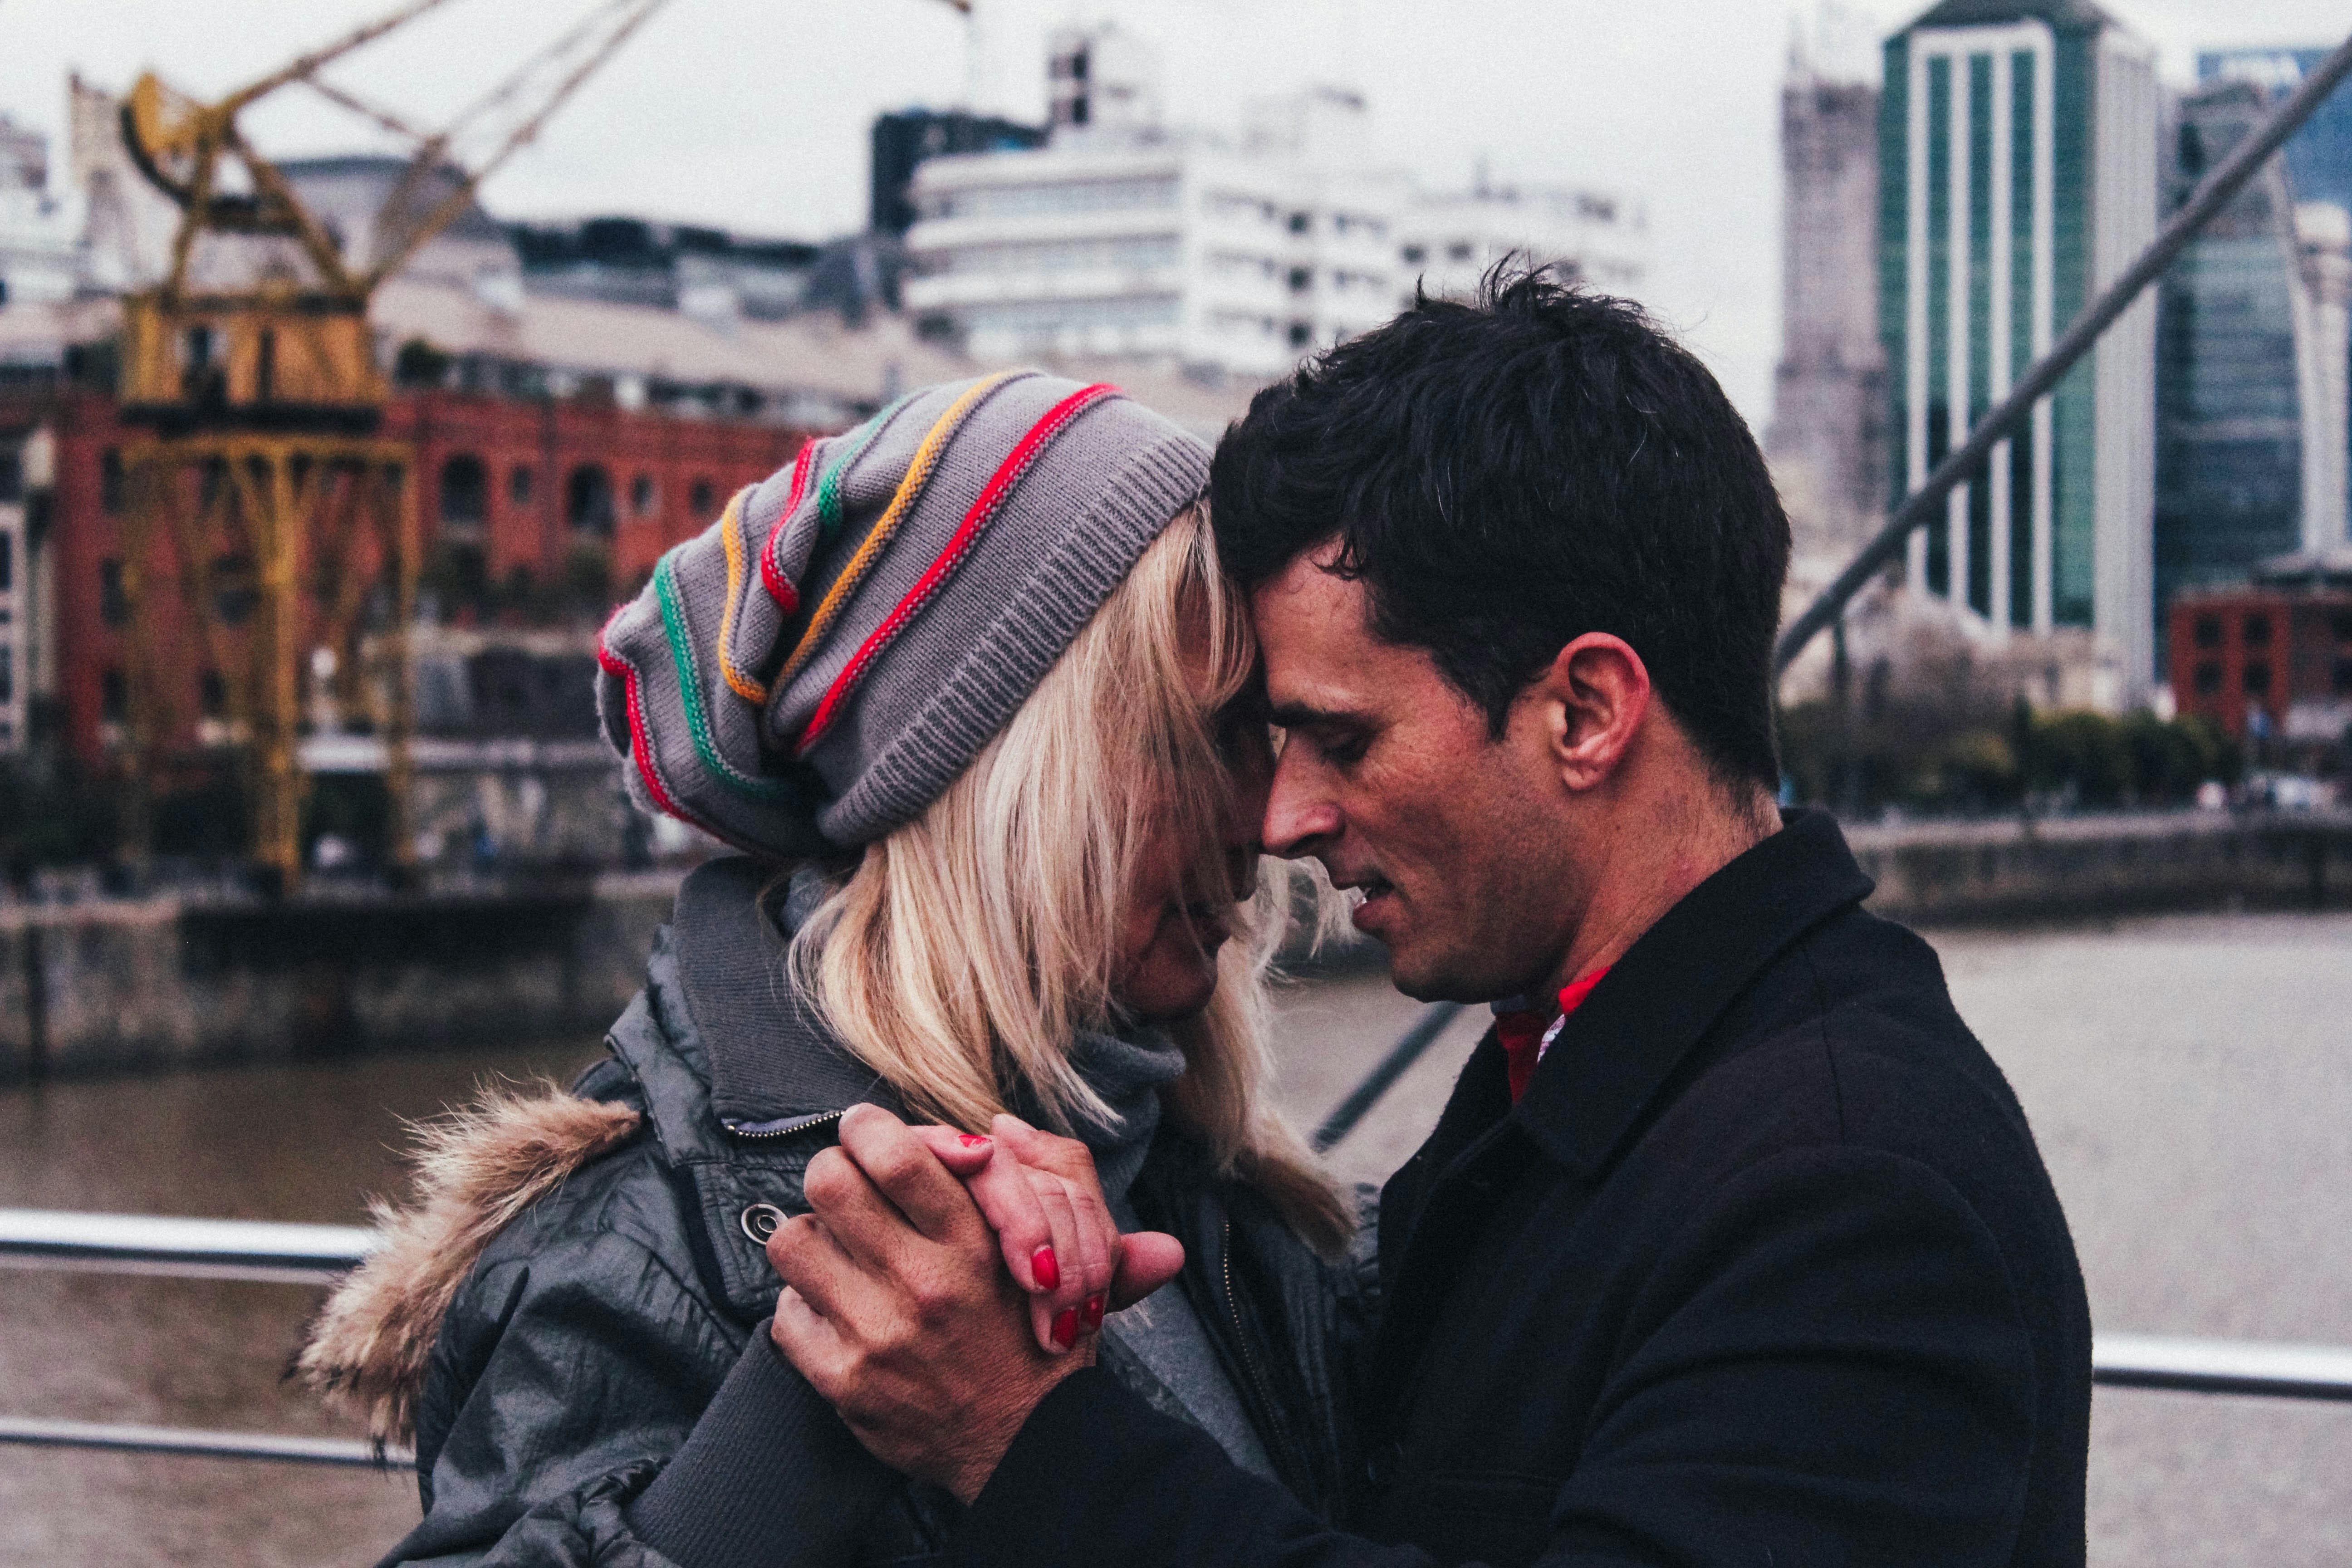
[297,857,890,1452]
[297,1085,641,1448]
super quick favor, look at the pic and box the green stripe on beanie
[594,372,1211,859]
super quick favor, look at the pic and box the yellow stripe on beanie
[776,369,1022,688]
[712,488,770,704]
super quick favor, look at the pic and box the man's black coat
[952,810,2093,1567]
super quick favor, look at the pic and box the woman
[300,370,1364,1566]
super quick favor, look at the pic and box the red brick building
[387,391,808,593]
[2168,576,2352,741]
[5,386,810,768]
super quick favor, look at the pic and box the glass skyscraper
[2197,49,2352,218]
[2182,47,2352,563]
[1879,0,2159,689]
[2154,81,2311,653]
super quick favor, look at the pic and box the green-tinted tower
[1881,0,2160,696]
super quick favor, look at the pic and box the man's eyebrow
[1266,700,1370,729]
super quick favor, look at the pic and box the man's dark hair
[1210,267,1790,789]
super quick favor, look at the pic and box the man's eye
[1317,731,1370,766]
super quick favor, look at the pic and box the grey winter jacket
[305,857,1369,1568]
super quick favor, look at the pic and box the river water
[3,911,2348,1566]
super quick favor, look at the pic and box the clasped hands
[764,1104,1184,1503]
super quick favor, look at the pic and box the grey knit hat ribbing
[596,371,1213,860]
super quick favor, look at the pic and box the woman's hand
[904,1113,1142,1354]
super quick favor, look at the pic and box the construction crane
[111,0,669,890]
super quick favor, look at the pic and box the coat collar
[669,856,898,1132]
[1510,808,1874,1177]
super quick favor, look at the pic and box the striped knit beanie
[596,370,1213,860]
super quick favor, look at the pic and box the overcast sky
[0,0,2345,425]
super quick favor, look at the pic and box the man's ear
[1537,633,1652,793]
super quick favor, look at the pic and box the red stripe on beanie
[598,606,730,842]
[758,440,820,614]
[794,384,1119,757]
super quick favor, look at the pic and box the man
[769,274,2093,1565]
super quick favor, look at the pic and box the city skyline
[0,0,2343,431]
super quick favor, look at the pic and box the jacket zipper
[725,1107,848,1141]
[730,1109,851,1246]
[1220,1215,1307,1491]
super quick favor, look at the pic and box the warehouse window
[439,454,488,529]
[100,559,129,626]
[567,464,615,534]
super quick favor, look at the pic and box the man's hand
[902,1113,1127,1353]
[767,1105,1183,1502]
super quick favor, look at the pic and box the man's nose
[1261,749,1340,859]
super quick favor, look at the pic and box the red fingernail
[1083,1294,1104,1330]
[958,1133,990,1147]
[1052,1308,1078,1350]
[1032,1246,1059,1291]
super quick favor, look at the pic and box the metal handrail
[2091,1334,2352,1403]
[1313,1001,1466,1152]
[0,1416,408,1469]
[0,1207,375,1284]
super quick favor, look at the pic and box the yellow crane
[112,0,669,889]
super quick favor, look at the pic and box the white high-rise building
[902,27,1643,379]
[1882,0,2160,699]
[1400,183,1644,304]
[2293,201,2351,555]
[0,428,51,757]
[903,86,1406,375]
[0,113,79,308]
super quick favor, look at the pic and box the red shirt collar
[1494,967,1610,1103]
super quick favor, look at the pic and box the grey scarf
[785,863,1187,1200]
[1038,1027,1190,1210]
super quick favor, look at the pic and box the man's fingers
[764,1213,871,1325]
[1108,1230,1186,1312]
[830,1105,988,1248]
[769,1286,852,1403]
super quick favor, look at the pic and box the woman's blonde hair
[790,505,1350,1254]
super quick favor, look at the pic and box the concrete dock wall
[0,873,682,1082]
[1845,809,2352,925]
[4,810,2348,1081]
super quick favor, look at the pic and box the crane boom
[105,0,675,890]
